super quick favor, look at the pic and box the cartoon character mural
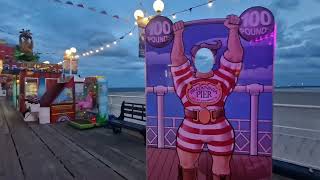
[171,15,243,180]
[146,6,275,180]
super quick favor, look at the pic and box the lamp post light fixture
[134,9,150,28]
[64,47,77,75]
[134,9,145,20]
[153,0,164,14]
[70,47,77,53]
[65,49,71,56]
[208,0,213,8]
[134,0,164,28]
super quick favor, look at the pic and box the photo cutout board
[145,6,275,180]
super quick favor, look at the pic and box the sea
[109,86,320,105]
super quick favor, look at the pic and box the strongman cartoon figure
[170,15,244,180]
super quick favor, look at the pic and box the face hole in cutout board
[193,48,215,73]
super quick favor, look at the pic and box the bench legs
[112,127,146,144]
[112,127,122,134]
[140,130,146,145]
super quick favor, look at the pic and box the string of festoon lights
[80,25,136,58]
[78,0,215,58]
[167,0,214,20]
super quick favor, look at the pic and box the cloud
[0,0,318,87]
[276,16,320,60]
[87,32,116,47]
[278,40,320,58]
[271,0,300,10]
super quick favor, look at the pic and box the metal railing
[108,95,145,124]
[107,88,320,169]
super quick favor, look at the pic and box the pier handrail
[108,95,145,99]
[108,95,320,109]
[273,125,320,133]
[274,103,320,109]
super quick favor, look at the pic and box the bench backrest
[119,101,146,122]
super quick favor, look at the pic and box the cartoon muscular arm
[170,21,193,98]
[224,15,244,63]
[216,15,244,90]
[171,21,188,66]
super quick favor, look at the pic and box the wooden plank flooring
[0,98,294,180]
[0,98,144,180]
[51,123,146,180]
[0,108,24,180]
[0,99,73,180]
[147,147,273,180]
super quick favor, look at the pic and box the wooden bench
[108,101,146,143]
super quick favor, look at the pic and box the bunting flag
[100,10,107,15]
[49,0,128,23]
[77,4,84,8]
[61,0,219,59]
[65,1,73,5]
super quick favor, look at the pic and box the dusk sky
[0,0,319,87]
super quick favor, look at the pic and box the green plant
[14,46,39,62]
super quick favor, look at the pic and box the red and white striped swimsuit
[171,56,242,156]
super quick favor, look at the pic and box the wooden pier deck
[0,98,292,180]
[0,99,145,180]
[147,148,273,180]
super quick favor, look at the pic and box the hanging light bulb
[153,0,164,14]
[65,49,71,55]
[90,51,93,54]
[129,32,133,36]
[106,44,110,48]
[70,47,77,53]
[96,49,99,53]
[113,41,117,45]
[172,14,176,19]
[100,47,104,50]
[208,0,213,7]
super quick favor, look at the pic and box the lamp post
[134,0,165,28]
[0,59,3,74]
[64,47,77,76]
[70,47,77,75]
